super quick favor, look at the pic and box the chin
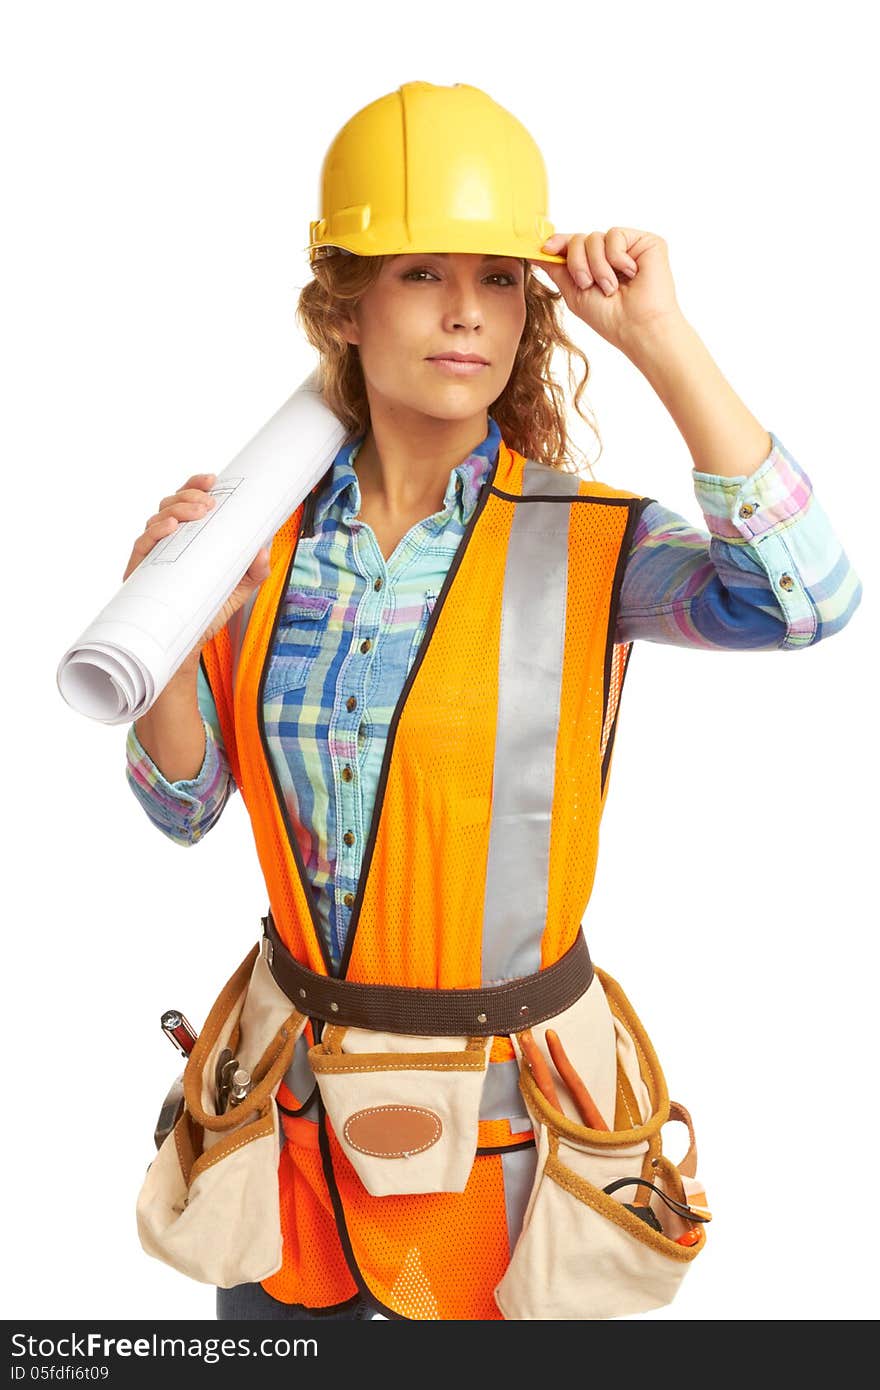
[420,396,494,422]
[421,377,497,407]
[366,371,497,423]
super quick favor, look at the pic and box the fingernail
[600,276,617,295]
[575,271,592,289]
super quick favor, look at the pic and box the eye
[402,268,518,286]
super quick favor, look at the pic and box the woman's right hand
[122,471,272,655]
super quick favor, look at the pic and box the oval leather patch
[343,1105,442,1158]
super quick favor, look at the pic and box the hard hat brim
[304,242,568,267]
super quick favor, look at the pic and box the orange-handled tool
[518,1029,562,1110]
[545,1029,610,1130]
[675,1228,701,1247]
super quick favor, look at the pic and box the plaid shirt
[126,416,862,969]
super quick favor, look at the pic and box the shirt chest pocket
[263,591,335,698]
[406,590,438,673]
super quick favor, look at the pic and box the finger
[585,231,619,296]
[123,518,176,579]
[563,232,593,290]
[124,534,156,571]
[528,231,570,269]
[605,226,639,278]
[149,498,214,527]
[123,513,189,580]
[246,547,271,578]
[539,232,570,254]
[143,514,180,539]
[157,476,217,509]
[158,486,217,510]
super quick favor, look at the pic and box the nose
[441,283,484,333]
[444,310,482,334]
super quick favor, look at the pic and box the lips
[427,355,489,376]
[428,354,489,364]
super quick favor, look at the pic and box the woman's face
[341,251,527,423]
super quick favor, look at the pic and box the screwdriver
[161,1010,198,1058]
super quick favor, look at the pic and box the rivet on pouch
[477,1012,488,1024]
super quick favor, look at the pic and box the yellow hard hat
[306,81,567,267]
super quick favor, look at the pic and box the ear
[339,310,360,348]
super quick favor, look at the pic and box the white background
[3,0,876,1324]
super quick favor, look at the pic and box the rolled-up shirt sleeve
[616,431,863,650]
[124,665,236,844]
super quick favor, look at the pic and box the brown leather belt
[262,910,593,1037]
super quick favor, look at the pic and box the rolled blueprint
[57,367,349,725]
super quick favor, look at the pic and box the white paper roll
[57,368,349,724]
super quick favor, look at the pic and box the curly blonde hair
[295,251,600,478]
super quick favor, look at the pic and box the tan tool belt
[136,919,710,1318]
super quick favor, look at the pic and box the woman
[124,82,862,1321]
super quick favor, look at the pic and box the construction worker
[124,82,862,1320]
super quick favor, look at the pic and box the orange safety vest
[201,436,647,1319]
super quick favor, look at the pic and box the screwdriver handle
[161,1010,198,1058]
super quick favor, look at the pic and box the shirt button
[343,831,355,846]
[778,573,796,591]
[343,893,355,907]
[341,765,353,782]
[346,696,357,712]
[738,503,756,519]
[373,577,383,591]
[360,638,372,653]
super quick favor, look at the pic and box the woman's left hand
[528,228,683,355]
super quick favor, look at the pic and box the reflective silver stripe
[281,1030,316,1106]
[501,1146,539,1253]
[479,1058,529,1125]
[481,461,580,983]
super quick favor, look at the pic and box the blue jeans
[216,1280,374,1320]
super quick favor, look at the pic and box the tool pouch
[136,937,307,1287]
[307,1026,491,1196]
[494,966,708,1321]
